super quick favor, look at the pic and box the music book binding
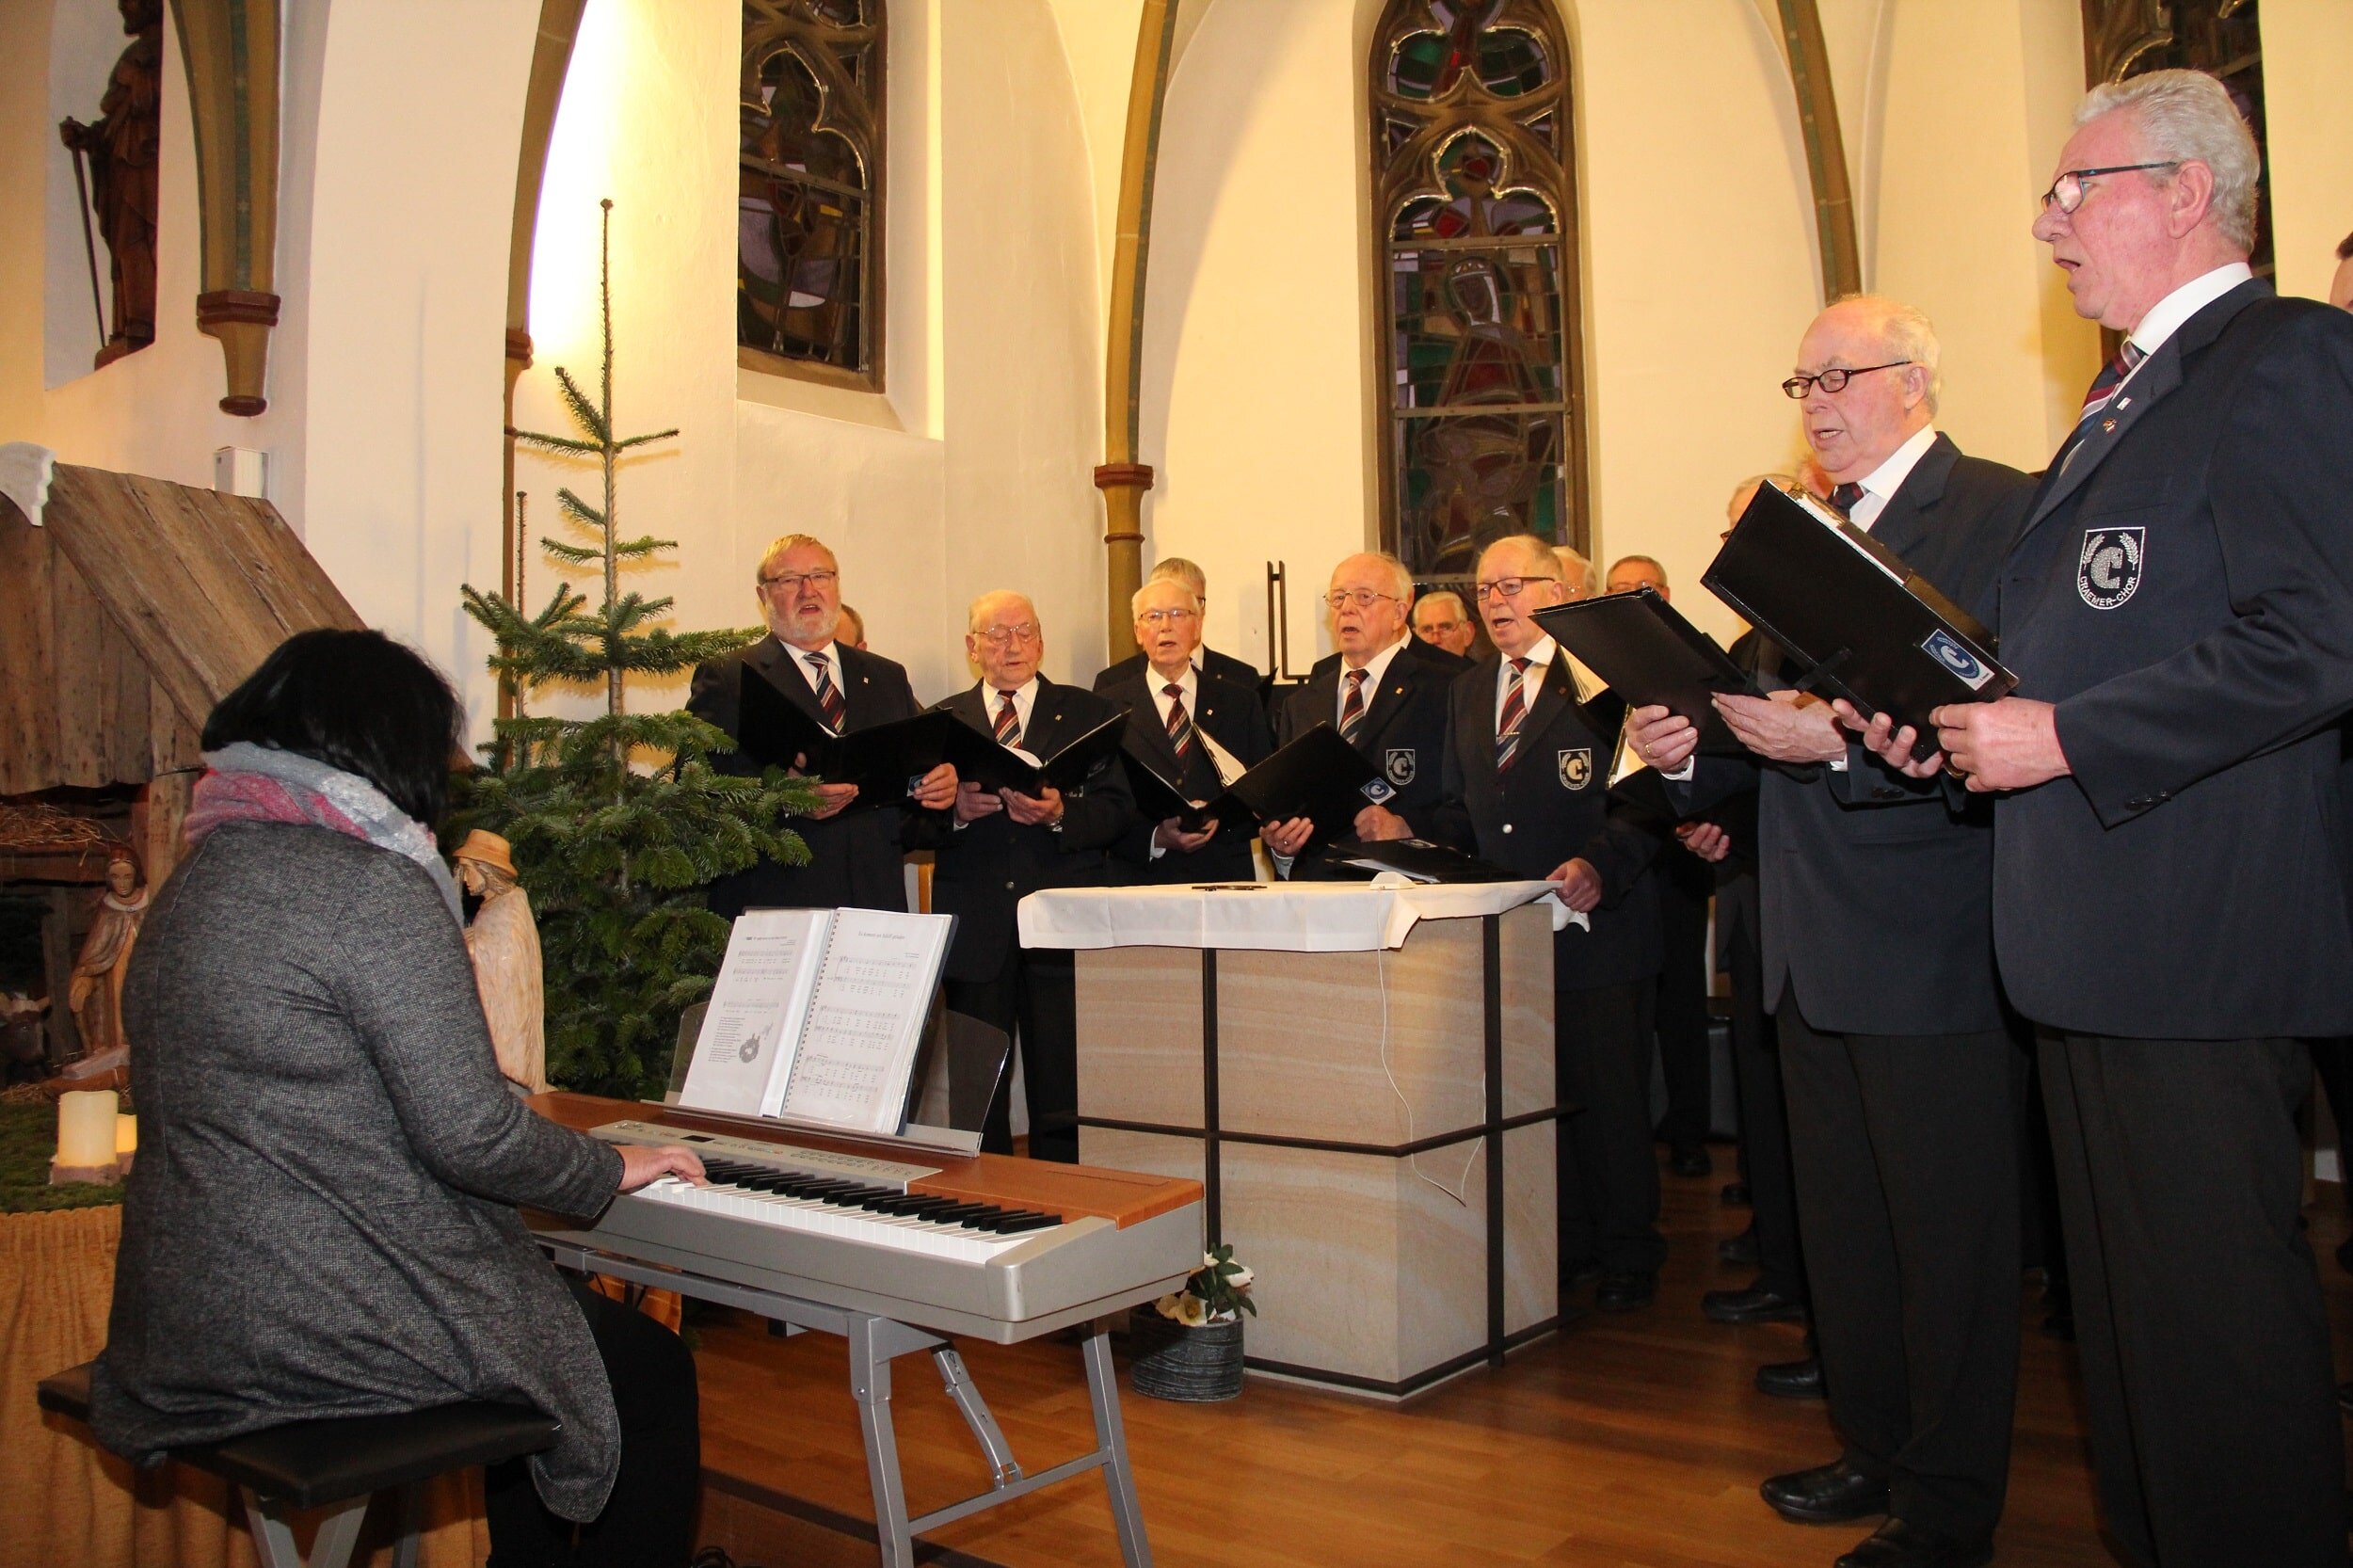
[1334,838,1521,884]
[1703,482,2015,756]
[679,906,955,1134]
[947,710,1129,795]
[1531,587,1753,754]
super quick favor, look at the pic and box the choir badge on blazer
[1557,748,1593,790]
[1385,748,1417,786]
[2078,527,2144,610]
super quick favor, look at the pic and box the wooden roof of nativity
[0,464,363,796]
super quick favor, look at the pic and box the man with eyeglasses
[1098,576,1273,885]
[1264,552,1459,871]
[1429,534,1672,1312]
[1849,72,2353,1568]
[1634,295,2032,1568]
[688,534,958,918]
[1093,557,1265,696]
[910,592,1133,1162]
[1409,589,1481,666]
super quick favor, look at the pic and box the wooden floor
[690,1149,2353,1568]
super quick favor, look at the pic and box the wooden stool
[37,1361,560,1568]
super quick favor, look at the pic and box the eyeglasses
[1325,589,1401,610]
[1136,608,1199,627]
[976,623,1041,647]
[1781,361,1912,399]
[2040,162,2178,216]
[1472,575,1557,600]
[760,568,839,592]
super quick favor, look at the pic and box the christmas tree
[458,199,815,1098]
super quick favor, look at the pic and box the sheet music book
[680,906,955,1133]
[734,667,957,805]
[1703,482,2017,758]
[1335,839,1520,883]
[1532,588,1753,755]
[947,711,1129,795]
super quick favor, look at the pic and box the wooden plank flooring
[690,1150,2353,1567]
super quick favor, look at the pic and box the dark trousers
[1727,934,1804,1302]
[486,1278,700,1568]
[1653,852,1715,1149]
[2041,1033,2345,1568]
[1778,1005,2020,1537]
[949,946,1079,1163]
[1558,982,1666,1276]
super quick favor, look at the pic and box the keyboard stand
[542,1240,1154,1568]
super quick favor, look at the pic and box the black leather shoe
[1756,1356,1826,1400]
[1833,1518,1993,1568]
[1562,1257,1602,1291]
[1594,1269,1657,1312]
[1721,1180,1752,1207]
[1703,1285,1806,1324]
[1669,1143,1713,1177]
[1761,1459,1888,1524]
[1718,1227,1760,1266]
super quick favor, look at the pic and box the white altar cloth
[1017,878,1578,954]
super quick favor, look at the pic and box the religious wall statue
[58,0,164,368]
[68,851,149,1061]
[454,831,547,1092]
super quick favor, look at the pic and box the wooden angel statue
[453,830,547,1092]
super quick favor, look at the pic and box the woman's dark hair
[202,630,463,827]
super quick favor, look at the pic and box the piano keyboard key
[644,1177,1046,1263]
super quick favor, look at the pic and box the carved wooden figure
[454,830,547,1092]
[58,0,163,367]
[67,852,148,1059]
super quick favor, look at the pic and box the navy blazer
[1096,666,1273,884]
[1432,650,1666,989]
[1991,283,2353,1038]
[1680,435,2032,1035]
[1273,641,1459,847]
[688,636,922,915]
[906,678,1134,983]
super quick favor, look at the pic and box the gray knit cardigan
[89,822,630,1521]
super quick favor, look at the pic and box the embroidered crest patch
[1558,748,1593,790]
[1385,747,1417,786]
[2078,527,2144,610]
[1920,629,1996,691]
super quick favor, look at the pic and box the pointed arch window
[1371,0,1586,581]
[740,0,885,389]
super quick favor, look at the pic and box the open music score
[680,906,955,1132]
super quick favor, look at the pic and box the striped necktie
[2079,340,2145,426]
[1496,657,1533,771]
[1162,682,1195,761]
[805,652,846,731]
[993,691,1020,746]
[1338,668,1369,746]
[1828,482,1865,517]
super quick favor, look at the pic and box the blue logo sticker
[1920,629,1995,691]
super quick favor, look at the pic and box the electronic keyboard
[526,1095,1204,1342]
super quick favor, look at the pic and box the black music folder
[1703,482,2015,759]
[1532,587,1753,755]
[735,666,956,805]
[946,710,1129,795]
[1124,724,1393,840]
[1334,838,1521,884]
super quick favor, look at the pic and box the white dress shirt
[1337,636,1412,728]
[2124,262,2254,376]
[980,675,1042,744]
[1494,635,1557,729]
[1843,424,1940,533]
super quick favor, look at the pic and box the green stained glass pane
[1477,27,1549,96]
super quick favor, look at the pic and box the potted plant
[1128,1244,1255,1401]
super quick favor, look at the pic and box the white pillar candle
[56,1090,120,1170]
[115,1112,138,1156]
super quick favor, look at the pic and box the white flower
[1176,1294,1211,1327]
[1152,1293,1186,1321]
[1225,1264,1254,1289]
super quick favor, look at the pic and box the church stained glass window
[740,0,884,388]
[1372,0,1586,582]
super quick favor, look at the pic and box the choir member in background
[912,593,1133,1162]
